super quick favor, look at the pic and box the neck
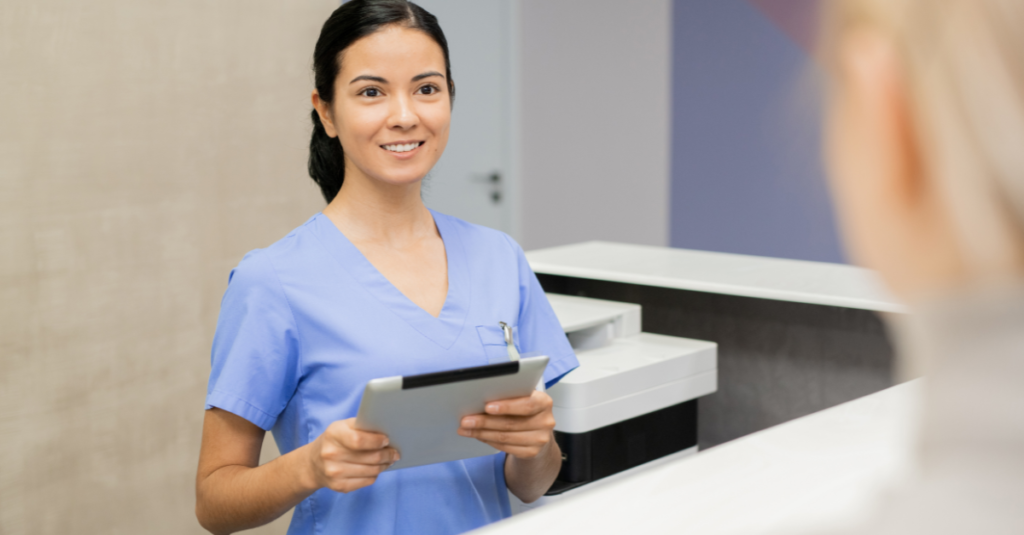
[890,282,1024,474]
[323,167,435,246]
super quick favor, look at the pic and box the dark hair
[308,0,454,204]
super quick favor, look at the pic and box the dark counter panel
[537,274,895,450]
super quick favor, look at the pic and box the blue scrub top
[206,210,578,535]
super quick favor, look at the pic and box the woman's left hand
[458,390,556,459]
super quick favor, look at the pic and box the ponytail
[308,109,345,203]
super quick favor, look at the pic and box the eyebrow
[349,74,387,84]
[349,71,445,85]
[412,71,444,82]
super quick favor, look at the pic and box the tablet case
[355,356,549,471]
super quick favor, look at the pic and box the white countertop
[474,380,922,535]
[526,242,905,313]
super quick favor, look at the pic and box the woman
[194,2,578,534]
[822,0,1024,531]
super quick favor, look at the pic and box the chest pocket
[476,324,519,364]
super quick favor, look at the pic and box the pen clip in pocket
[498,321,520,361]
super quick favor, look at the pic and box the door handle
[471,172,502,204]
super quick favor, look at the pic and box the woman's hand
[459,390,561,502]
[307,418,400,493]
[457,390,556,459]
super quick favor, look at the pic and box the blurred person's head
[821,0,1024,303]
[308,0,455,204]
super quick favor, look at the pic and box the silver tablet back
[355,356,549,471]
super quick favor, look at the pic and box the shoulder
[432,210,523,257]
[227,214,322,291]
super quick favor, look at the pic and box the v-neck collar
[312,209,470,350]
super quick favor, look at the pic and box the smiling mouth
[381,142,424,153]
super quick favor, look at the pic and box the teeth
[383,143,419,153]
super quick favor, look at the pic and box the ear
[841,29,924,209]
[827,29,967,300]
[312,90,339,138]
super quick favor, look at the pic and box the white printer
[544,294,717,495]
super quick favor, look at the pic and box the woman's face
[318,25,451,188]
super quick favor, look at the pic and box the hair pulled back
[309,0,454,203]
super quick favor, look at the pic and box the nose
[387,93,419,130]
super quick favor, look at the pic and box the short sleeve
[205,251,300,431]
[506,236,579,388]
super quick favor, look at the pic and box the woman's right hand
[306,418,399,493]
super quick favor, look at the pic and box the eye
[417,84,441,95]
[359,87,381,98]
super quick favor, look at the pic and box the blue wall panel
[670,0,845,263]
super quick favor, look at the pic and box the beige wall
[0,1,333,533]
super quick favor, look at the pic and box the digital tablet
[354,356,549,471]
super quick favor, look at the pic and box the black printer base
[545,399,698,496]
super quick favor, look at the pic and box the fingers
[470,430,553,459]
[458,413,555,455]
[337,446,401,466]
[482,390,553,417]
[478,439,550,459]
[331,477,379,493]
[313,419,399,493]
[460,410,556,435]
[458,392,556,459]
[317,447,397,494]
[320,437,400,466]
[323,420,398,461]
[458,427,547,445]
[326,418,391,451]
[322,459,391,479]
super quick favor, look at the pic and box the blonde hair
[822,0,1024,281]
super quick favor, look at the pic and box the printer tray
[546,399,697,495]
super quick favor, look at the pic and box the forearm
[504,433,561,503]
[196,442,319,535]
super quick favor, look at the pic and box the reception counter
[477,380,920,534]
[527,242,903,449]
[528,241,901,313]
[488,242,912,527]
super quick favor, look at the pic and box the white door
[415,0,516,236]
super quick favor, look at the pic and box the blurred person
[821,0,1024,532]
[193,1,577,534]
